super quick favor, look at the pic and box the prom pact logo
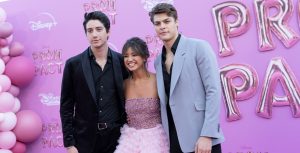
[141,0,174,12]
[39,93,60,106]
[29,12,57,31]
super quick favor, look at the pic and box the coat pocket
[194,102,205,111]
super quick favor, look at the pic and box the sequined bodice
[125,98,161,129]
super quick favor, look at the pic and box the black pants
[190,144,221,153]
[167,105,222,153]
[92,126,121,153]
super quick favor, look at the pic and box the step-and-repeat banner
[0,0,299,153]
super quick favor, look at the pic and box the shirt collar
[162,34,181,55]
[88,47,112,60]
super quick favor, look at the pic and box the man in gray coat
[149,3,225,153]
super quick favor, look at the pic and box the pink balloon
[257,57,300,118]
[0,150,12,153]
[0,112,17,131]
[0,113,4,122]
[0,59,5,74]
[0,8,6,23]
[0,38,8,47]
[0,75,11,92]
[0,22,13,39]
[0,46,9,56]
[11,98,20,113]
[212,1,250,57]
[10,141,26,153]
[4,56,35,87]
[0,131,16,149]
[254,0,299,51]
[220,64,258,121]
[6,35,13,45]
[0,92,14,113]
[1,56,10,64]
[13,110,42,143]
[9,42,24,57]
[8,85,20,97]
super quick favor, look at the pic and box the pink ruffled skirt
[114,124,169,153]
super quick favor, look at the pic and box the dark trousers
[190,144,221,153]
[167,105,222,153]
[91,126,121,153]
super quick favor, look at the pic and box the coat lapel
[111,49,125,108]
[81,48,97,103]
[155,54,167,105]
[170,36,186,98]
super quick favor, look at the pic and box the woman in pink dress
[114,37,169,153]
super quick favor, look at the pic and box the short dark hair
[149,3,178,23]
[122,37,150,64]
[83,11,110,33]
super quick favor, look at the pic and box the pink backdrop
[1,0,299,153]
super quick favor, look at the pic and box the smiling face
[153,13,179,44]
[86,19,110,50]
[123,47,146,72]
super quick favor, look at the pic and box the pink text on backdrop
[83,0,117,24]
[212,0,300,57]
[212,0,300,122]
[220,57,300,121]
[32,47,63,76]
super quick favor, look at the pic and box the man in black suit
[60,11,128,153]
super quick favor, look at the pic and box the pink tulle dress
[114,98,169,153]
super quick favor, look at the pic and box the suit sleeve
[60,59,76,147]
[196,40,222,138]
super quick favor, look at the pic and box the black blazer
[60,47,128,153]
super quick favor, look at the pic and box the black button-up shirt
[162,35,182,152]
[162,34,181,99]
[89,48,120,123]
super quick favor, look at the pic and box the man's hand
[195,136,212,153]
[66,146,79,153]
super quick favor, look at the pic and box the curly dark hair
[83,11,110,33]
[149,3,178,23]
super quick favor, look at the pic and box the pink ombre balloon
[6,35,13,44]
[0,113,4,122]
[8,85,20,97]
[9,42,24,57]
[0,75,11,92]
[0,131,16,149]
[1,56,10,64]
[0,112,17,131]
[0,38,8,47]
[11,98,20,113]
[0,46,9,56]
[0,92,14,113]
[0,22,13,38]
[10,141,26,153]
[0,8,6,23]
[13,110,42,143]
[0,59,5,74]
[4,56,35,87]
[0,149,12,153]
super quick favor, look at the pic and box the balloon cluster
[0,8,42,153]
[220,58,300,121]
[212,0,299,57]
